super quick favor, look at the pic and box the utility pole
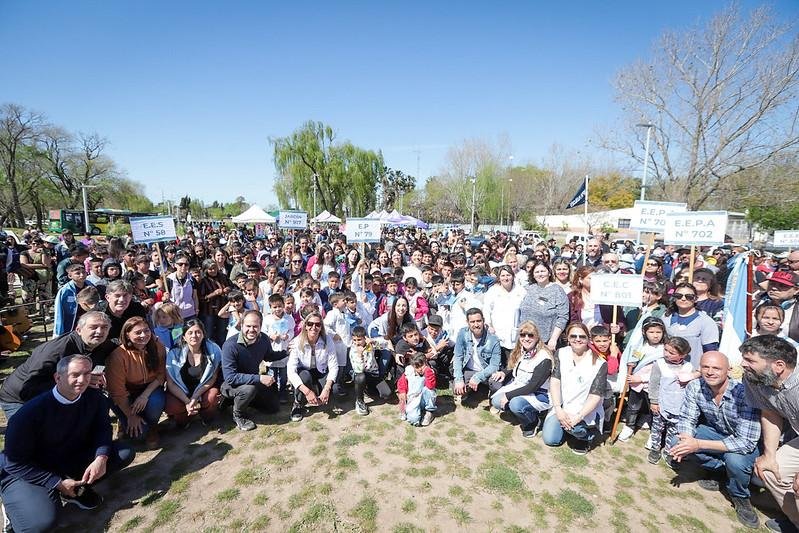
[80,184,97,234]
[470,177,477,234]
[636,122,654,242]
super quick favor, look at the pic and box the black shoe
[766,518,799,533]
[571,440,590,455]
[647,448,662,464]
[233,415,256,431]
[697,478,720,491]
[520,424,537,438]
[290,403,304,422]
[731,497,759,529]
[61,486,103,510]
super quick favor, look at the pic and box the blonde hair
[154,302,183,327]
[507,321,551,369]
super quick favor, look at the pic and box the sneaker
[765,517,799,533]
[2,503,12,533]
[421,411,434,427]
[290,404,304,422]
[454,395,464,405]
[731,497,760,529]
[697,478,720,491]
[521,426,537,438]
[398,412,407,421]
[61,485,103,510]
[571,440,590,455]
[647,448,662,464]
[618,425,635,442]
[233,415,256,431]
[640,421,650,430]
[489,406,501,415]
[355,400,369,416]
[644,435,655,451]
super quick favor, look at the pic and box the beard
[743,366,779,387]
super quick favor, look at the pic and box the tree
[0,104,46,226]
[379,166,416,210]
[609,5,799,209]
[586,172,640,210]
[271,121,383,217]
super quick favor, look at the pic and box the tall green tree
[379,166,416,211]
[271,121,383,218]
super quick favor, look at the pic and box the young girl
[396,353,437,426]
[617,317,667,442]
[647,336,694,464]
[753,304,799,349]
[153,302,185,351]
[218,290,246,339]
[403,277,430,330]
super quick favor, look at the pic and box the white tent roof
[310,210,342,223]
[231,205,276,224]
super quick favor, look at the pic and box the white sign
[774,230,799,247]
[278,211,307,229]
[345,218,382,243]
[590,274,644,307]
[629,200,688,232]
[664,211,728,246]
[130,216,176,244]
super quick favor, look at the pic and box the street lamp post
[636,122,654,242]
[507,178,513,233]
[470,177,477,235]
[313,173,318,218]
[79,184,97,234]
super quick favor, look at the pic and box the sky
[2,1,798,210]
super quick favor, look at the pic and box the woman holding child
[488,321,553,437]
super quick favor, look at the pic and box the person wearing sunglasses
[665,284,719,371]
[487,322,553,438]
[692,268,724,326]
[542,322,607,455]
[287,310,338,422]
[166,257,199,321]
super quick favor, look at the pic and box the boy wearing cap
[759,271,799,343]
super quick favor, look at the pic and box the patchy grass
[119,515,144,532]
[234,466,266,486]
[449,505,472,526]
[565,471,599,494]
[307,420,324,432]
[338,432,372,447]
[480,462,525,495]
[288,501,338,533]
[666,514,712,533]
[393,523,425,533]
[216,488,240,502]
[288,482,333,508]
[250,514,271,529]
[401,498,415,512]
[252,491,269,505]
[350,496,379,532]
[540,489,594,522]
[151,500,181,528]
[553,446,589,468]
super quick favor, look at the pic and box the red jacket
[396,366,436,393]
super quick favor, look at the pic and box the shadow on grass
[54,435,233,532]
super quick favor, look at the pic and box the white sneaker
[489,406,501,415]
[644,436,655,451]
[355,400,369,416]
[618,425,635,442]
[641,421,650,430]
[421,411,434,427]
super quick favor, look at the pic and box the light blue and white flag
[719,252,750,365]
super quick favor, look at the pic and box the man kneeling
[0,354,135,532]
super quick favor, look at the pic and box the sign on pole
[278,211,308,230]
[773,230,799,248]
[664,211,727,246]
[130,216,177,244]
[629,200,688,232]
[590,274,644,307]
[345,218,382,243]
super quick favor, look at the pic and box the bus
[48,209,157,235]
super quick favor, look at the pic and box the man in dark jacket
[0,311,114,420]
[94,280,146,343]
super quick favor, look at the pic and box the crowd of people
[1,223,799,531]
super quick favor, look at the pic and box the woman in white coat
[482,265,526,364]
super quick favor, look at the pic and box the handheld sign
[345,218,382,243]
[278,211,308,230]
[774,230,799,248]
[590,274,644,307]
[629,200,687,232]
[130,216,177,244]
[664,211,727,246]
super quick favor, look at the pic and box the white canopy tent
[231,205,276,224]
[310,210,342,223]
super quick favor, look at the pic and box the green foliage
[747,205,799,232]
[480,462,525,495]
[350,496,379,532]
[588,173,639,209]
[271,121,382,217]
[105,222,131,237]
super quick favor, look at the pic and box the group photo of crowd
[1,223,798,532]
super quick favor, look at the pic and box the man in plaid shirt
[671,351,761,530]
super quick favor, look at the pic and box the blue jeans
[507,396,545,431]
[687,424,758,498]
[0,401,23,421]
[541,413,595,446]
[0,441,135,532]
[110,387,166,437]
[406,388,437,425]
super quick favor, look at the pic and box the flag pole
[583,174,589,246]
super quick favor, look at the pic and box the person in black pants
[220,310,281,431]
[0,354,135,532]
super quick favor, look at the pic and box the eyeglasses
[569,334,588,340]
[603,259,619,264]
[646,262,658,267]
[292,260,303,263]
[673,293,696,301]
[769,283,793,291]
[176,262,189,266]
[306,321,322,329]
[519,332,536,339]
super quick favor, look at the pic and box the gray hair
[106,279,133,295]
[56,354,94,375]
[76,310,111,328]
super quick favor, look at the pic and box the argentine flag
[719,252,750,365]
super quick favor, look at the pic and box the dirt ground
[0,321,779,533]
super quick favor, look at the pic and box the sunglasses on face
[176,262,189,266]
[306,321,322,329]
[519,332,536,339]
[646,262,658,267]
[569,334,588,339]
[673,293,696,301]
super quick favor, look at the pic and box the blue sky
[2,1,797,210]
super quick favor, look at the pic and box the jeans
[221,381,279,416]
[110,387,166,437]
[0,401,23,421]
[0,441,135,532]
[686,424,758,499]
[405,388,437,425]
[374,349,393,381]
[294,369,328,406]
[541,414,595,446]
[506,396,546,432]
[353,372,383,403]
